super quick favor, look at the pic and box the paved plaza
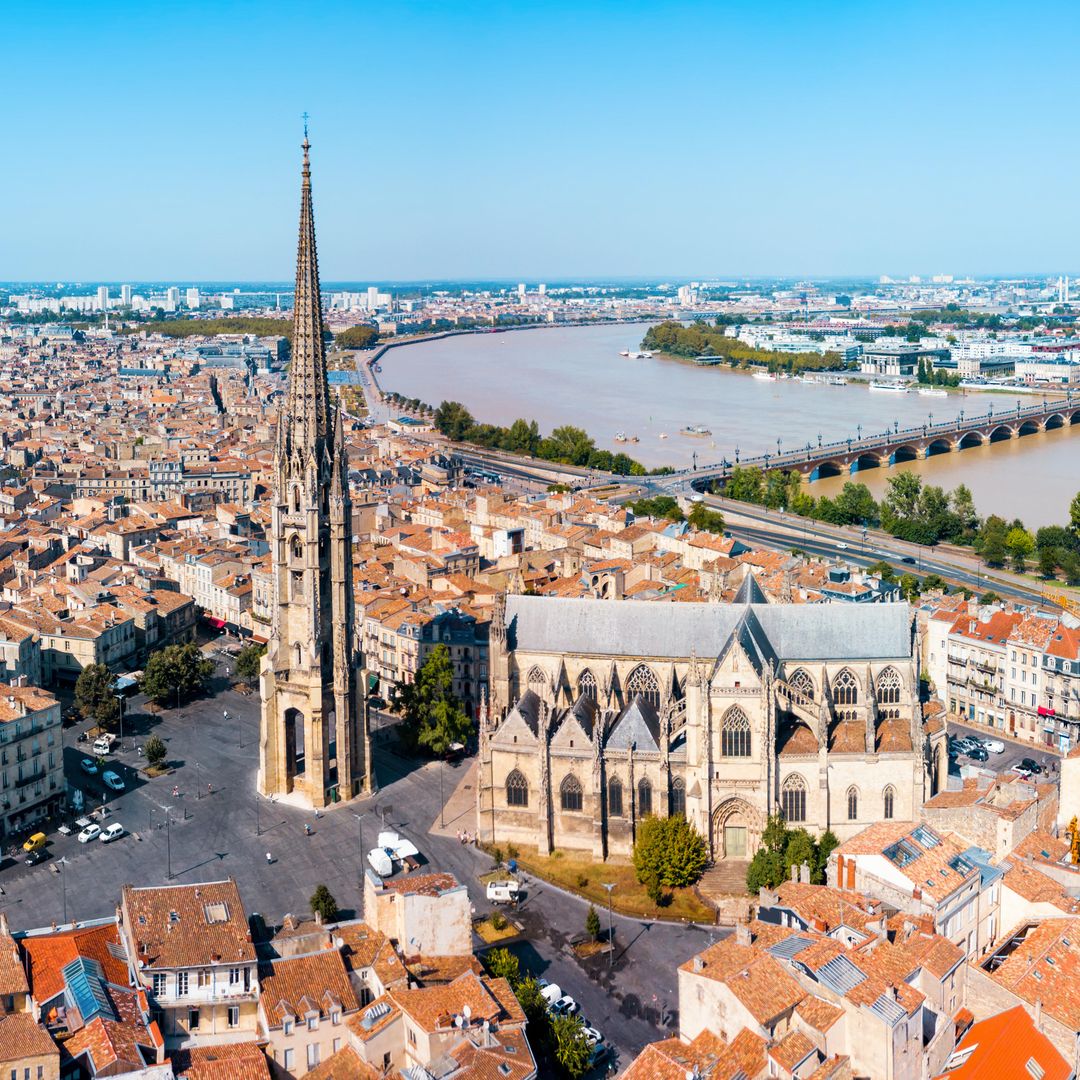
[0,653,717,1067]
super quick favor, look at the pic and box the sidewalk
[428,757,479,839]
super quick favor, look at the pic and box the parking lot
[946,719,1061,782]
[0,648,708,1069]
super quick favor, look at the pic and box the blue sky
[4,1,1078,281]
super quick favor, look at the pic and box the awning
[367,674,379,691]
[205,617,226,629]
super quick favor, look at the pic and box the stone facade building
[479,590,946,861]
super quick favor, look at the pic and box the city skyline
[6,1,1080,280]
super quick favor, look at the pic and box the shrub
[483,947,520,983]
[585,905,601,941]
[490,912,508,932]
[144,735,167,768]
[576,873,589,888]
[310,884,339,922]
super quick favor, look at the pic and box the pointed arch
[560,773,583,812]
[526,665,547,695]
[637,777,653,817]
[781,773,807,823]
[293,641,303,669]
[505,769,528,808]
[846,785,859,821]
[290,533,304,561]
[670,777,686,818]
[788,668,815,701]
[833,668,858,707]
[627,664,661,709]
[720,706,752,757]
[883,785,895,820]
[607,775,623,818]
[876,666,902,705]
[577,669,597,700]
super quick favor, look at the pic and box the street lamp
[58,857,68,924]
[817,432,822,448]
[255,794,261,836]
[353,812,365,866]
[601,882,615,969]
[856,423,862,441]
[196,762,201,799]
[439,758,446,829]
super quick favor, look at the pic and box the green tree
[1037,546,1059,580]
[585,905,601,942]
[687,502,725,533]
[483,947,521,984]
[234,643,266,682]
[144,734,167,768]
[867,560,897,583]
[542,425,595,466]
[1070,490,1080,535]
[1036,525,1075,555]
[391,643,472,756]
[334,324,379,349]
[630,495,684,522]
[980,590,1001,604]
[833,482,878,526]
[899,573,921,600]
[1005,526,1036,572]
[142,643,215,705]
[632,814,708,891]
[433,400,475,440]
[309,884,339,922]
[74,663,120,728]
[977,515,1009,567]
[1061,550,1080,586]
[514,976,548,1027]
[504,418,540,455]
[549,1013,592,1080]
[816,830,840,882]
[783,828,818,882]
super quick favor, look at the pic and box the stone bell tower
[258,131,371,807]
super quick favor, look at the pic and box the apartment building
[0,684,64,840]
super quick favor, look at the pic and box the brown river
[380,323,1078,528]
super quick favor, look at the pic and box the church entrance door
[724,825,747,858]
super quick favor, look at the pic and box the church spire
[280,127,330,459]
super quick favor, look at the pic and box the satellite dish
[463,1005,472,1020]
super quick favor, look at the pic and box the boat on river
[681,425,712,437]
[868,381,909,393]
[752,370,777,381]
[918,387,948,397]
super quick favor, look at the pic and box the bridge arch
[1070,411,1080,426]
[1016,420,1041,437]
[958,431,985,449]
[810,460,844,481]
[989,424,1015,442]
[852,453,882,473]
[890,445,919,464]
[1045,412,1066,430]
[925,438,952,457]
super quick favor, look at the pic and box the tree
[922,574,948,594]
[1038,546,1059,580]
[434,400,475,440]
[75,663,120,728]
[632,814,708,892]
[980,590,1001,605]
[1005,526,1036,573]
[310,884,339,922]
[1036,525,1075,555]
[899,573,921,601]
[1070,489,1080,535]
[977,515,1009,567]
[334,324,379,349]
[483,947,521,984]
[1061,550,1080,586]
[144,734,167,768]
[687,502,725,533]
[867,560,896,583]
[513,976,548,1027]
[549,1013,592,1080]
[142,643,215,705]
[784,828,818,882]
[542,425,595,466]
[746,816,832,892]
[833,482,878,526]
[391,644,472,756]
[585,905,601,942]
[234,643,266,682]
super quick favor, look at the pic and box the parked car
[79,758,98,776]
[102,771,125,792]
[1010,764,1033,778]
[100,823,125,843]
[93,734,116,755]
[25,847,49,866]
[551,995,578,1017]
[967,746,989,762]
[22,832,47,854]
[539,983,562,1007]
[486,880,520,905]
[77,824,101,844]
[581,1025,602,1047]
[981,739,1005,754]
[1019,758,1043,775]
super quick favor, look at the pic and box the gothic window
[789,668,815,701]
[293,642,303,669]
[506,770,528,808]
[877,667,902,705]
[291,534,303,561]
[560,774,583,813]
[883,785,895,820]
[781,774,807,823]
[847,786,858,821]
[721,708,752,757]
[578,670,597,700]
[833,669,858,707]
[627,665,660,709]
[607,776,623,818]
[292,486,301,514]
[637,777,653,817]
[670,778,686,818]
[526,666,546,695]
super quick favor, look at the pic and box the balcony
[14,768,47,789]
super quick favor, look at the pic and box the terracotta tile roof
[122,880,255,969]
[769,1028,817,1072]
[62,987,159,1073]
[773,881,882,935]
[391,972,522,1034]
[1002,862,1080,913]
[374,872,460,897]
[259,949,359,1026]
[345,994,401,1043]
[777,721,818,755]
[987,920,1080,1031]
[171,1041,274,1080]
[828,720,867,754]
[333,923,408,989]
[0,923,29,997]
[795,995,845,1033]
[0,1013,57,1065]
[623,1028,767,1080]
[22,922,129,1004]
[405,953,485,985]
[446,1024,536,1080]
[932,1004,1070,1080]
[303,1045,380,1080]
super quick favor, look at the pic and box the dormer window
[283,1018,293,1035]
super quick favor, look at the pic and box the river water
[381,323,1077,527]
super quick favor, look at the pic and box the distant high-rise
[120,284,132,307]
[96,285,109,311]
[366,285,379,310]
[538,283,546,296]
[517,283,527,298]
[165,287,180,312]
[186,287,201,309]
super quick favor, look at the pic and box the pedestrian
[265,852,272,864]
[207,782,212,795]
[304,823,312,836]
[172,785,179,798]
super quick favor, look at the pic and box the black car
[967,746,988,762]
[901,555,916,564]
[1020,758,1043,774]
[24,848,49,866]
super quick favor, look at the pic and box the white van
[93,734,116,755]
[487,880,520,905]
[100,822,125,843]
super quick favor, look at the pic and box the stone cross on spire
[279,125,331,463]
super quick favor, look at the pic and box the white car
[981,739,1005,754]
[1010,764,1033,778]
[99,822,125,843]
[836,541,849,549]
[539,982,562,1006]
[77,824,101,844]
[551,994,578,1017]
[581,1025,602,1046]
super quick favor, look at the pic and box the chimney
[0,912,8,936]
[800,861,811,885]
[836,855,845,887]
[693,955,704,973]
[735,922,752,947]
[1035,998,1042,1029]
[791,863,800,883]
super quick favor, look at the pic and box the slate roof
[605,696,660,751]
[505,594,911,660]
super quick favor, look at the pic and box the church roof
[505,594,911,661]
[606,696,661,751]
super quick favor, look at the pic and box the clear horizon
[4,1,1080,281]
